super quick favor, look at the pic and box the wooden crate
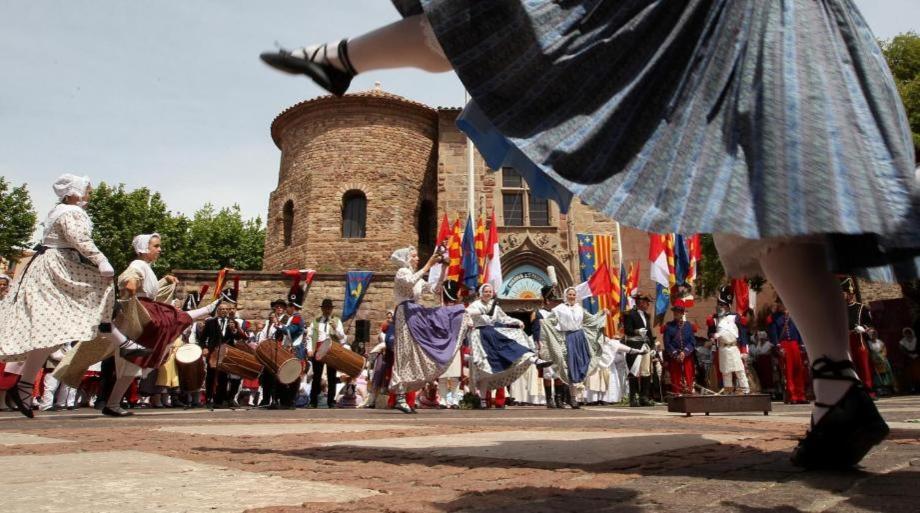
[667,394,773,417]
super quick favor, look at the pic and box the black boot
[544,383,556,408]
[791,358,889,469]
[639,377,656,406]
[554,389,565,409]
[10,378,35,419]
[628,376,640,407]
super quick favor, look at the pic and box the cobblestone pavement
[0,396,918,512]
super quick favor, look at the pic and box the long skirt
[469,325,534,390]
[565,331,591,384]
[0,248,114,360]
[396,0,919,280]
[390,301,468,392]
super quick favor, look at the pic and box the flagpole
[615,221,623,270]
[464,90,475,218]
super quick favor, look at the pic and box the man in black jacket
[201,301,243,407]
[623,294,656,407]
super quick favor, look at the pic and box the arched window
[342,190,367,239]
[282,200,294,247]
[417,200,436,261]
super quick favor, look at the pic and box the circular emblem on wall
[500,265,551,300]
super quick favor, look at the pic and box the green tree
[882,31,920,152]
[0,177,38,263]
[696,234,764,298]
[181,204,265,271]
[85,182,187,275]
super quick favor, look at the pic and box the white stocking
[294,15,451,74]
[186,302,218,321]
[751,240,856,423]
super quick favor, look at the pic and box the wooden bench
[667,394,773,417]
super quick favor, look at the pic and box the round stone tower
[263,87,439,272]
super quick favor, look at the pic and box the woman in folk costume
[585,337,647,405]
[0,174,142,418]
[102,233,220,416]
[539,287,613,409]
[262,0,917,469]
[388,246,469,414]
[467,282,549,395]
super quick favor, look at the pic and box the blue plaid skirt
[394,0,920,280]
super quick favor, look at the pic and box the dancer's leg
[754,241,853,422]
[293,15,450,74]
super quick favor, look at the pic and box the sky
[2,1,918,237]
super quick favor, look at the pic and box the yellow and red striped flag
[475,215,486,284]
[447,217,463,281]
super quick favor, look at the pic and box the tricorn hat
[717,285,733,306]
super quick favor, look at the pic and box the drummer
[304,298,346,409]
[273,287,306,409]
[258,298,289,408]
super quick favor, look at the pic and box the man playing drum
[305,298,346,409]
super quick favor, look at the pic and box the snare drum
[217,344,263,380]
[255,340,303,385]
[316,340,366,378]
[175,344,206,392]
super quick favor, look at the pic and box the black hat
[288,287,304,309]
[320,298,335,309]
[840,276,855,294]
[671,303,686,311]
[442,280,461,302]
[182,291,201,311]
[717,285,733,306]
[541,285,562,302]
[270,298,287,308]
[221,288,238,305]
[632,293,652,302]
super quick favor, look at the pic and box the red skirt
[129,298,192,370]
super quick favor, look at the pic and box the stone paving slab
[324,430,749,465]
[157,422,423,436]
[0,432,71,446]
[0,450,376,512]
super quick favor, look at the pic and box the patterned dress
[466,299,535,390]
[0,205,114,360]
[394,0,919,281]
[390,267,470,392]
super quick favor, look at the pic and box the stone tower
[263,87,439,272]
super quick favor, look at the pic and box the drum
[316,340,366,378]
[175,344,205,392]
[255,340,303,385]
[217,344,263,380]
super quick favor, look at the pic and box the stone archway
[498,236,573,312]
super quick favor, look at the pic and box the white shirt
[394,267,430,304]
[305,316,346,351]
[551,302,585,332]
[127,259,160,299]
[715,313,739,344]
[466,299,520,328]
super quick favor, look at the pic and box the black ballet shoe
[260,40,355,97]
[535,359,554,370]
[10,379,35,419]
[791,358,889,470]
[102,406,134,417]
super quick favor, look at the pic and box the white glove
[855,325,867,334]
[98,260,115,277]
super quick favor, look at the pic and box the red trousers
[668,356,695,394]
[849,333,874,392]
[779,340,807,402]
[387,390,417,409]
[486,388,506,408]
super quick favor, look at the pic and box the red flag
[436,213,451,246]
[213,269,229,299]
[475,215,487,283]
[483,210,503,291]
[574,263,613,299]
[447,218,463,281]
[686,234,701,285]
[732,278,750,316]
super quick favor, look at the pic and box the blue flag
[576,233,599,314]
[655,282,670,317]
[619,263,628,313]
[674,234,689,286]
[461,215,480,291]
[342,271,373,321]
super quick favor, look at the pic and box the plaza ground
[1,396,918,512]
